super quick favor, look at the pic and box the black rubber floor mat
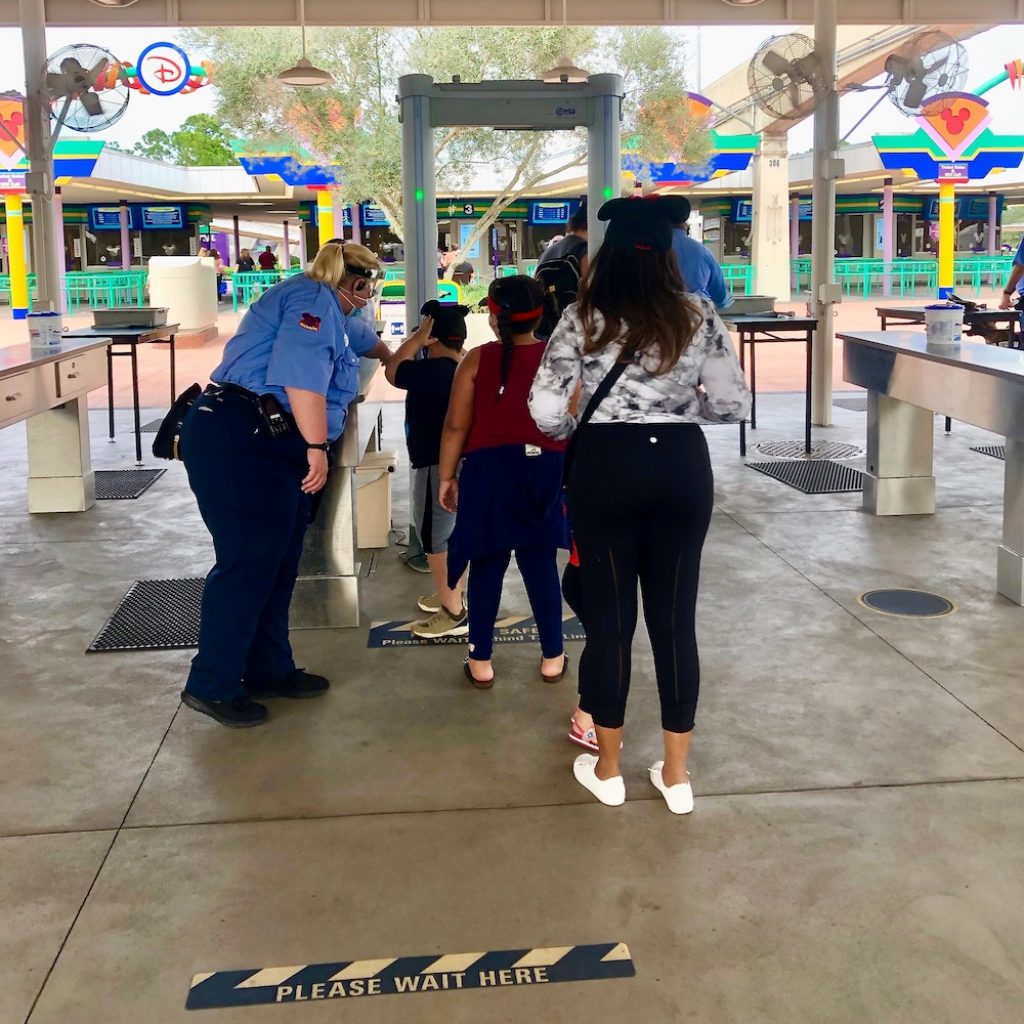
[747,459,864,494]
[833,396,868,412]
[971,445,1006,461]
[95,468,166,500]
[88,577,203,652]
[141,418,163,432]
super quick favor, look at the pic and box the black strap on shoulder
[578,359,628,429]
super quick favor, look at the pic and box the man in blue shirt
[998,237,1024,337]
[663,196,732,310]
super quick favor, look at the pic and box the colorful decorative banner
[231,140,343,187]
[624,92,760,188]
[0,95,26,172]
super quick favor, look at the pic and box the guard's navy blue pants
[468,547,564,662]
[179,389,312,702]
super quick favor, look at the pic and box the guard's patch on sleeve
[299,313,321,332]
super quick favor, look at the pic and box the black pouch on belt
[152,383,202,461]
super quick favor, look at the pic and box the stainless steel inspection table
[0,336,111,512]
[839,330,1024,604]
[722,312,816,456]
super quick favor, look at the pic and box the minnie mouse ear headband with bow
[598,195,681,253]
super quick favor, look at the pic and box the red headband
[487,295,544,322]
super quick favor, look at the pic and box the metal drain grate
[859,589,956,618]
[833,396,868,412]
[141,418,164,433]
[88,577,203,652]
[753,439,864,461]
[747,459,865,494]
[971,444,1006,461]
[95,468,166,500]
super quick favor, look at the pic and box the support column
[283,221,290,270]
[52,185,65,313]
[790,196,801,292]
[882,177,894,298]
[332,193,347,243]
[350,206,362,245]
[119,199,131,270]
[232,214,241,265]
[298,221,308,268]
[938,181,955,298]
[751,132,791,301]
[586,74,624,253]
[5,193,28,319]
[987,192,998,255]
[997,438,1024,605]
[20,0,59,310]
[810,0,840,427]
[399,74,437,328]
[316,190,334,247]
[864,391,936,517]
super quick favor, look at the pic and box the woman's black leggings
[566,423,714,733]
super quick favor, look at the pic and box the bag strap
[578,358,628,429]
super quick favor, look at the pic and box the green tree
[183,25,709,254]
[132,113,235,165]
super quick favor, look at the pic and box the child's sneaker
[412,603,469,639]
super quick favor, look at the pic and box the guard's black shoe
[180,690,269,728]
[243,668,330,700]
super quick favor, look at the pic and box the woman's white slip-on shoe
[648,761,694,815]
[573,754,625,807]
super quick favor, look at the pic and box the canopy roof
[0,0,1019,28]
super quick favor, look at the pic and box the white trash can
[355,449,399,548]
[147,256,218,333]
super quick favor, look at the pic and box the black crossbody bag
[562,360,628,488]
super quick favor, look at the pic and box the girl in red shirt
[439,277,569,688]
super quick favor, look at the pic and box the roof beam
[0,0,1019,27]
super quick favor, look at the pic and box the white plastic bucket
[923,303,964,347]
[27,311,63,347]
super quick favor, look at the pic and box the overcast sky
[1,23,1023,155]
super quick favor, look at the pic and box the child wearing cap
[385,301,471,638]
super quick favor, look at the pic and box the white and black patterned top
[528,296,752,440]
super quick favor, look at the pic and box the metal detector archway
[398,73,624,329]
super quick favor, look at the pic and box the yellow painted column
[5,193,28,319]
[317,191,334,248]
[938,181,956,299]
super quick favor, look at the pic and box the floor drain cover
[747,459,865,494]
[971,444,1006,461]
[88,578,202,652]
[859,589,956,618]
[141,418,163,433]
[95,468,166,500]
[833,396,868,412]
[752,439,864,460]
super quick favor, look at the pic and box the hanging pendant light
[278,0,334,87]
[541,0,591,84]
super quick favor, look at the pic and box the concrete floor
[1,395,1023,1024]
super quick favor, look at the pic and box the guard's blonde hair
[307,241,381,289]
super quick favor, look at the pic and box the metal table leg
[738,330,746,456]
[169,334,177,402]
[805,328,813,453]
[107,343,116,443]
[864,391,936,516]
[997,437,1024,605]
[130,344,142,465]
[748,333,757,430]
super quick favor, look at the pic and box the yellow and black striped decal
[186,943,633,1010]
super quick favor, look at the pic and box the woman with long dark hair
[529,197,750,812]
[438,276,570,688]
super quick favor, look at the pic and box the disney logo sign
[136,42,191,97]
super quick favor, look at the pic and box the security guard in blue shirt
[178,241,390,727]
